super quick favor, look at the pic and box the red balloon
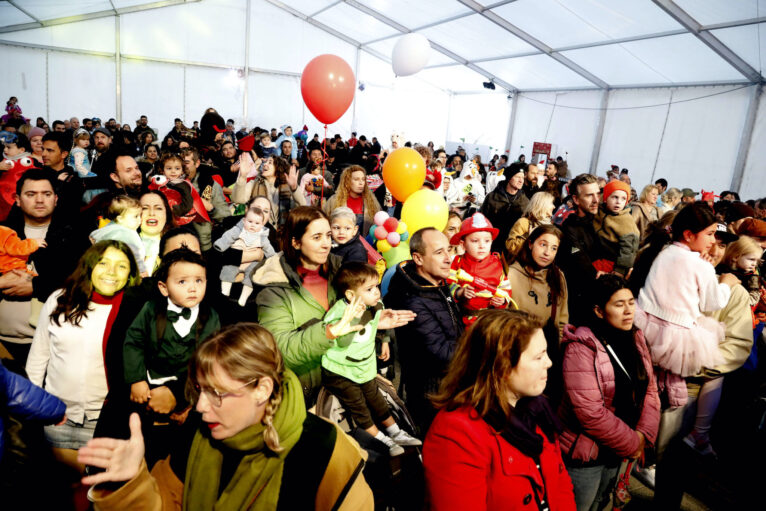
[383,217,399,232]
[301,55,355,125]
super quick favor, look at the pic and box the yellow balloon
[377,239,392,252]
[401,189,449,234]
[382,147,426,202]
[396,221,407,235]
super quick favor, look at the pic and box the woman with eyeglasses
[79,322,373,510]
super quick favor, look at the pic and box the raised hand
[377,309,417,330]
[328,296,365,338]
[78,413,145,486]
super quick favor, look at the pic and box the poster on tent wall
[532,142,554,167]
[445,141,497,162]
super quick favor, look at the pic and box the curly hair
[333,165,379,219]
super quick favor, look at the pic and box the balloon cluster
[368,211,409,253]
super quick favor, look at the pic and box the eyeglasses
[194,378,259,407]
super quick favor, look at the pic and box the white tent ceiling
[0,0,764,93]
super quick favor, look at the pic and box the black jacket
[522,181,540,199]
[556,212,600,323]
[331,233,367,264]
[480,185,529,254]
[1,207,90,302]
[43,165,85,221]
[384,261,462,388]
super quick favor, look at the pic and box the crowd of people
[1,94,766,510]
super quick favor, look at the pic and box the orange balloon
[382,147,426,202]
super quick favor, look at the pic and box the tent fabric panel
[416,64,493,93]
[18,0,113,21]
[491,0,682,49]
[0,46,47,121]
[121,59,185,139]
[712,23,766,77]
[365,36,457,67]
[561,44,672,86]
[313,2,399,44]
[741,89,766,199]
[120,0,246,68]
[673,0,766,27]
[249,1,356,73]
[0,17,116,53]
[247,72,305,134]
[47,52,116,124]
[447,93,511,155]
[479,54,595,90]
[417,13,536,61]
[362,0,470,30]
[185,66,246,128]
[0,2,36,26]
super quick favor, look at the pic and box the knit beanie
[28,127,45,139]
[603,180,631,202]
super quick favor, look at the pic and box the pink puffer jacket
[557,324,661,462]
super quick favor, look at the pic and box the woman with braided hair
[79,322,374,510]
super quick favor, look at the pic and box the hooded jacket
[558,324,660,463]
[253,253,342,402]
[384,261,463,389]
[481,184,529,255]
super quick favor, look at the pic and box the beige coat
[630,202,660,245]
[507,261,569,336]
[505,217,537,263]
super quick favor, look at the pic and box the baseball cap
[681,188,698,198]
[715,223,738,244]
[93,127,112,137]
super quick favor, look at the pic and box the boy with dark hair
[122,248,219,465]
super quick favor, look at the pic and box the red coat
[558,325,661,462]
[424,405,576,511]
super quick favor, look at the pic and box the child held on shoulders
[634,204,740,455]
[213,206,275,306]
[90,195,148,277]
[592,180,640,276]
[321,262,420,456]
[123,248,220,464]
[330,207,367,264]
[68,128,96,178]
[447,212,513,325]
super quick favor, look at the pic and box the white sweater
[26,290,112,423]
[638,243,731,328]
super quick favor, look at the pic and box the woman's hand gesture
[328,296,365,338]
[287,164,299,191]
[377,309,417,330]
[78,413,145,486]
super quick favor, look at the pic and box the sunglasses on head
[0,131,18,145]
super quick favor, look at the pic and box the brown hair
[333,262,379,297]
[189,323,285,452]
[334,166,380,220]
[570,173,598,197]
[281,206,330,270]
[159,152,184,173]
[106,195,141,220]
[515,224,565,310]
[431,310,543,419]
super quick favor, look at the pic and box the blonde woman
[505,191,555,263]
[631,184,661,244]
[323,165,381,234]
[80,323,373,510]
[658,187,681,216]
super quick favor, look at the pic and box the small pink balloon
[374,211,389,226]
[374,226,387,240]
[386,231,401,247]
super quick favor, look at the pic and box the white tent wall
[0,46,47,123]
[447,93,511,158]
[741,89,766,199]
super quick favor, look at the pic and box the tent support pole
[243,0,251,125]
[504,93,518,155]
[589,89,609,174]
[115,15,121,122]
[731,83,762,194]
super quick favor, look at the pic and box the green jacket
[253,253,343,403]
[321,301,384,384]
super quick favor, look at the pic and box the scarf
[91,290,123,391]
[482,395,561,459]
[183,369,306,511]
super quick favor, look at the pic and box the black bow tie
[167,307,192,323]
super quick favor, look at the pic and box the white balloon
[391,34,431,77]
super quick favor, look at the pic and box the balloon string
[320,124,327,204]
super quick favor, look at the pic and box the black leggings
[322,368,391,430]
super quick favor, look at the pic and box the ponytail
[629,210,676,295]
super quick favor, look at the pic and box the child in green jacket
[321,262,421,456]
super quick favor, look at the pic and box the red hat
[424,167,442,190]
[737,218,766,238]
[450,212,498,245]
[602,180,631,202]
[701,189,719,202]
[238,134,255,152]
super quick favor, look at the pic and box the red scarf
[346,194,363,214]
[91,290,124,390]
[297,266,329,311]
